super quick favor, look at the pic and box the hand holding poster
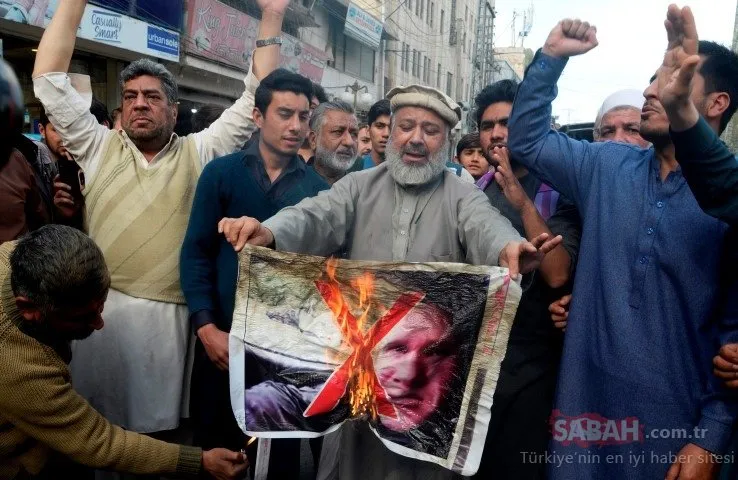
[229,246,521,476]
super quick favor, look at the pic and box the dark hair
[455,132,481,157]
[367,99,391,126]
[39,109,50,127]
[90,96,112,126]
[698,40,738,134]
[120,58,177,104]
[474,79,518,126]
[41,98,111,127]
[312,82,328,104]
[10,225,110,312]
[254,69,313,115]
[191,104,226,132]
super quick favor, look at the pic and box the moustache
[402,145,428,156]
[336,148,356,157]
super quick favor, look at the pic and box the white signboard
[344,2,382,50]
[2,2,180,62]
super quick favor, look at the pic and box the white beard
[385,137,449,187]
[314,143,358,172]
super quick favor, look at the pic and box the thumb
[504,244,520,278]
[224,450,244,463]
[677,55,700,86]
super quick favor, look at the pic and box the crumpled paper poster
[229,246,521,476]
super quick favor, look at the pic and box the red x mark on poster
[303,280,424,419]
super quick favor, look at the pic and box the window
[462,32,466,53]
[415,0,420,16]
[429,2,434,27]
[465,5,468,23]
[420,0,424,18]
[408,0,412,12]
[437,63,441,88]
[446,72,453,97]
[401,42,407,72]
[328,29,375,82]
[440,10,444,34]
[412,49,417,76]
[405,44,411,72]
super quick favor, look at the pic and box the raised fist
[542,19,598,59]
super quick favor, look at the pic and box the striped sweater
[0,242,201,478]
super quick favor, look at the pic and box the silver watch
[255,36,283,48]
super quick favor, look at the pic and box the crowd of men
[1,0,738,479]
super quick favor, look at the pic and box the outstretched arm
[32,0,108,178]
[507,19,601,208]
[656,5,738,224]
[32,0,86,77]
[193,0,290,162]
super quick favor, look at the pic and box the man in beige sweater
[31,0,287,441]
[0,225,246,479]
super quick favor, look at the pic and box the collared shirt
[509,50,736,478]
[32,70,260,184]
[264,163,521,266]
[242,139,306,198]
[361,153,376,169]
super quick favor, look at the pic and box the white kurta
[33,66,259,432]
[70,290,194,432]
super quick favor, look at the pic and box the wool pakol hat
[386,84,461,127]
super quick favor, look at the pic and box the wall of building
[384,0,479,108]
[299,1,382,108]
[493,46,525,80]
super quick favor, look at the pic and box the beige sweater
[0,242,202,478]
[84,132,201,304]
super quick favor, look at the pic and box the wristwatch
[256,36,283,48]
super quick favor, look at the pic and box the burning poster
[229,246,521,476]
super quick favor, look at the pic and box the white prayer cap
[594,89,645,130]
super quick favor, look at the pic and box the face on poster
[231,247,521,475]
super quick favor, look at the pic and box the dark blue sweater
[180,149,329,331]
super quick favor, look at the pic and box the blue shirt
[361,154,376,169]
[508,51,737,478]
[180,143,329,332]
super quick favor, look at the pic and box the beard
[123,114,174,146]
[385,137,449,187]
[314,143,358,172]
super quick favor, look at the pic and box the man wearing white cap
[593,89,650,147]
[216,84,562,478]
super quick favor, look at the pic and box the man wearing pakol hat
[215,84,562,478]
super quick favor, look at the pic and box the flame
[322,258,381,419]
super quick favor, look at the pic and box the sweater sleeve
[671,117,738,225]
[0,346,201,476]
[180,161,225,332]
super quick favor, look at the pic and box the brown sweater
[0,242,202,479]
[0,151,48,244]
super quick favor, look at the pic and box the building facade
[383,0,481,109]
[1,0,182,134]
